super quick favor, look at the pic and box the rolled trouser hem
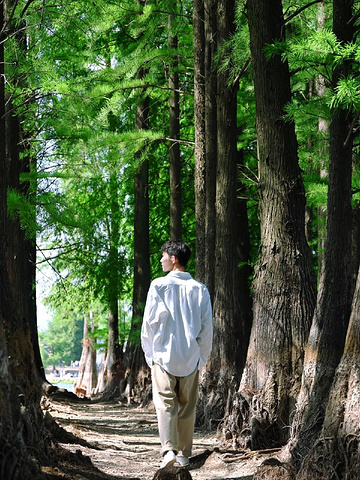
[180,450,191,458]
[161,445,178,456]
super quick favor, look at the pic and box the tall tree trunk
[121,62,151,402]
[193,0,206,283]
[0,0,5,237]
[227,0,317,449]
[352,205,360,290]
[0,249,48,478]
[0,4,48,475]
[204,0,217,298]
[0,12,20,469]
[104,302,121,392]
[288,0,355,467]
[99,169,122,396]
[75,312,98,397]
[296,264,360,479]
[1,2,46,388]
[168,5,182,240]
[234,148,253,361]
[6,96,44,381]
[198,0,252,431]
[315,0,328,285]
[213,0,241,408]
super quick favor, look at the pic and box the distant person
[141,240,213,468]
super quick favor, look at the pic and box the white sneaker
[161,451,176,468]
[176,455,190,467]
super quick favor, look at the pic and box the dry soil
[41,397,279,480]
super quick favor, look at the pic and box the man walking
[141,240,213,468]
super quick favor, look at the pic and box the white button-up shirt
[141,271,213,377]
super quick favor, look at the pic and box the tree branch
[344,109,360,146]
[284,0,323,25]
[20,0,37,19]
[234,57,251,84]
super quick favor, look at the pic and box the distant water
[52,381,75,393]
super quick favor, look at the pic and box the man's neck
[171,264,186,272]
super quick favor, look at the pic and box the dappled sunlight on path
[44,399,274,480]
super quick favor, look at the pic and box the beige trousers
[152,363,199,458]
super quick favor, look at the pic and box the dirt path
[42,398,277,480]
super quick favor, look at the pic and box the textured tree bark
[102,170,123,397]
[0,252,49,477]
[225,0,317,449]
[0,1,5,236]
[296,265,360,479]
[76,313,98,396]
[212,0,244,411]
[5,92,45,382]
[193,0,206,283]
[168,5,182,240]
[204,0,217,299]
[197,0,252,431]
[352,205,360,289]
[120,60,151,402]
[287,0,355,469]
[315,1,328,285]
[0,10,18,476]
[0,4,49,476]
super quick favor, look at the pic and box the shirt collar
[167,271,192,279]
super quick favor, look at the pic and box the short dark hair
[161,240,192,267]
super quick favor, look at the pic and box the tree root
[213,446,282,464]
[297,434,360,480]
[253,458,297,480]
[0,438,21,480]
[43,411,99,449]
[152,465,193,480]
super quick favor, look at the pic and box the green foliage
[5,0,360,364]
[8,0,195,357]
[331,75,360,111]
[39,306,84,367]
[305,180,328,210]
[7,189,37,239]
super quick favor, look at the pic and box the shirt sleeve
[141,284,157,368]
[197,287,213,370]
